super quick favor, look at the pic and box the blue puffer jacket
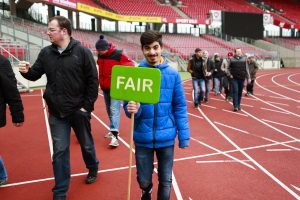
[123,58,190,148]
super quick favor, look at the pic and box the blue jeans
[231,79,245,109]
[204,79,211,100]
[213,77,224,94]
[135,146,174,200]
[103,90,121,132]
[49,110,99,197]
[192,79,205,105]
[0,156,7,181]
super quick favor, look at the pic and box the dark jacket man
[0,54,24,127]
[21,38,98,118]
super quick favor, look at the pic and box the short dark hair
[195,48,201,53]
[140,30,163,49]
[49,16,72,36]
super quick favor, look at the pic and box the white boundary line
[266,149,292,152]
[214,121,249,134]
[260,137,300,151]
[264,101,289,106]
[288,74,300,86]
[255,73,300,103]
[196,160,251,164]
[197,104,300,199]
[262,119,300,130]
[40,89,53,158]
[291,184,300,192]
[174,140,298,162]
[272,73,300,94]
[188,113,203,119]
[191,137,255,170]
[260,107,290,115]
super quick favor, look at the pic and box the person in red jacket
[95,35,134,147]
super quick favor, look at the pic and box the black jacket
[0,54,24,127]
[21,38,99,118]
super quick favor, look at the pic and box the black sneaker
[85,169,98,184]
[53,196,66,200]
[141,189,152,200]
[233,108,238,112]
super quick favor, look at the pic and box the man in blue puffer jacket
[123,30,190,200]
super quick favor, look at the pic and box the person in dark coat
[19,16,99,200]
[201,50,215,103]
[0,54,24,185]
[212,53,224,95]
[245,54,259,96]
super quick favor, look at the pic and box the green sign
[110,65,161,104]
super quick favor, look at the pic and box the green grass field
[179,72,191,81]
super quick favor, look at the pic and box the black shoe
[53,196,66,200]
[238,107,241,111]
[85,169,98,184]
[233,108,238,112]
[194,103,198,109]
[204,98,208,103]
[141,189,152,200]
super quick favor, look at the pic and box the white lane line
[261,137,300,151]
[191,137,255,170]
[291,184,300,192]
[40,89,53,159]
[197,107,300,199]
[172,171,183,200]
[272,74,300,94]
[188,113,203,119]
[253,93,264,96]
[0,165,133,188]
[256,74,300,103]
[266,149,292,152]
[260,107,290,115]
[269,96,289,100]
[222,109,248,117]
[240,103,254,108]
[249,91,300,118]
[214,121,249,134]
[196,160,251,163]
[262,119,300,130]
[201,104,217,109]
[92,108,184,199]
[265,101,289,106]
[210,97,224,102]
[288,74,300,86]
[185,92,191,95]
[174,140,298,163]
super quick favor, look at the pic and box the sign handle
[127,113,135,200]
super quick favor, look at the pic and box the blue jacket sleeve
[172,73,190,148]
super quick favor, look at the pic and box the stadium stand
[97,0,181,18]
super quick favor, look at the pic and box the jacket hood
[139,55,169,70]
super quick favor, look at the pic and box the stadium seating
[96,0,181,18]
[260,0,300,24]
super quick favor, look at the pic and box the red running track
[0,68,300,200]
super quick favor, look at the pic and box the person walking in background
[245,54,259,96]
[124,30,190,200]
[95,35,134,147]
[212,53,224,96]
[227,48,250,112]
[187,48,203,108]
[0,54,24,185]
[19,16,99,200]
[221,52,233,101]
[201,50,215,103]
